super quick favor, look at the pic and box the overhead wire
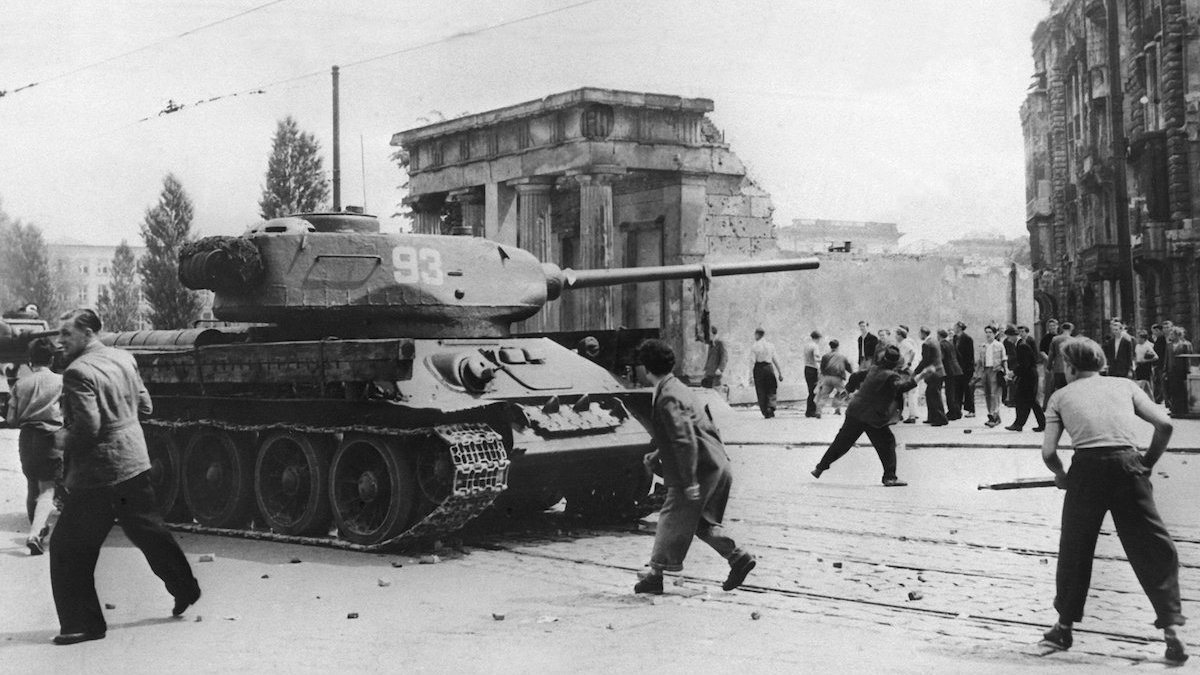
[0,0,294,98]
[120,0,612,126]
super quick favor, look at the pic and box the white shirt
[751,338,776,363]
[899,338,918,368]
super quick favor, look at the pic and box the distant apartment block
[777,219,903,255]
[48,241,145,307]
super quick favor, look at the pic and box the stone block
[749,196,774,219]
[708,195,748,217]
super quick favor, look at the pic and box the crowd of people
[733,317,1196,427]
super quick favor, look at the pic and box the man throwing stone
[634,339,755,595]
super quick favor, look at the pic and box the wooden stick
[977,476,1057,490]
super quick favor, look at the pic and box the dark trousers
[1168,372,1188,415]
[804,366,819,416]
[50,471,199,635]
[815,417,898,482]
[945,375,962,419]
[959,372,975,414]
[924,375,947,425]
[753,363,777,418]
[1055,449,1183,628]
[1012,374,1045,429]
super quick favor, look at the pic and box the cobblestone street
[1,403,1197,673]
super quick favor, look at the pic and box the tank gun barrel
[543,257,819,300]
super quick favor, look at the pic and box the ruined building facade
[1023,0,1200,339]
[392,88,780,373]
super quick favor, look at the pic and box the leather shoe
[1032,426,1046,432]
[53,631,105,646]
[633,574,663,595]
[810,466,824,479]
[722,553,756,591]
[1040,623,1072,650]
[26,536,45,556]
[1004,425,1023,431]
[882,478,908,487]
[172,588,201,617]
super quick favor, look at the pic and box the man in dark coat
[1004,325,1046,432]
[857,320,879,370]
[702,325,729,388]
[49,309,201,645]
[913,326,947,426]
[939,328,963,420]
[1107,318,1135,379]
[953,321,976,417]
[810,344,918,486]
[633,339,755,595]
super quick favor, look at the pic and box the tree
[97,240,141,331]
[138,174,202,329]
[0,211,55,318]
[259,116,330,219]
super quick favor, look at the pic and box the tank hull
[117,331,656,549]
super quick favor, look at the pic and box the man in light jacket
[49,309,201,646]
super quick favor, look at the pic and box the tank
[102,212,818,550]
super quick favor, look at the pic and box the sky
[0,0,1051,247]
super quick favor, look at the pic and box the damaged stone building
[1023,0,1200,339]
[392,88,779,374]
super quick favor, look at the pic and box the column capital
[565,164,626,186]
[507,177,555,194]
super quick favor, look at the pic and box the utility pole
[332,65,341,211]
[1107,0,1135,324]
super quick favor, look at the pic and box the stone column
[568,166,624,330]
[511,178,556,332]
[448,188,484,236]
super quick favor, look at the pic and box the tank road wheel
[254,431,332,536]
[182,429,255,528]
[145,426,188,522]
[329,434,417,546]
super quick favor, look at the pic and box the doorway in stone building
[620,217,664,330]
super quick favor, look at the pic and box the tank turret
[179,213,818,339]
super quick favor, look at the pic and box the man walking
[634,339,756,595]
[1005,325,1046,432]
[857,320,879,370]
[6,337,63,555]
[749,328,783,419]
[49,309,201,645]
[954,321,976,418]
[802,330,822,418]
[913,326,947,426]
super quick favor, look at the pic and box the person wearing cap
[575,336,601,364]
[749,328,782,419]
[1004,324,1046,432]
[810,344,918,487]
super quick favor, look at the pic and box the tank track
[146,418,509,552]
